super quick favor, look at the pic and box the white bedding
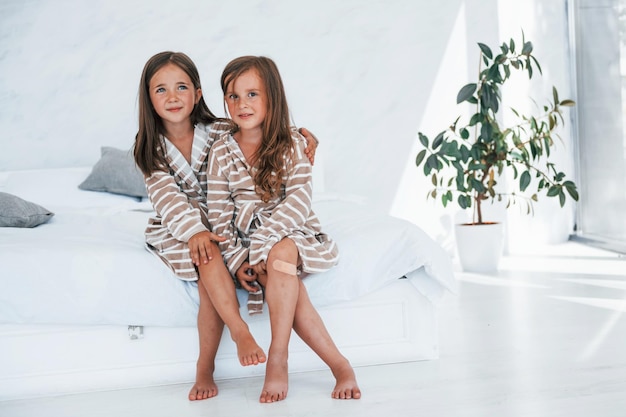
[0,167,455,327]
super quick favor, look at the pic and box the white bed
[0,164,455,401]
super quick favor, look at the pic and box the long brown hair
[134,51,219,176]
[220,56,293,202]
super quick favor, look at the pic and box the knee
[267,239,298,277]
[268,239,297,262]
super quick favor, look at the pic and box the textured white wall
[0,0,574,248]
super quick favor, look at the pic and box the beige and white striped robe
[143,121,243,282]
[206,129,339,314]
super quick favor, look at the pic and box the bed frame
[1,278,437,400]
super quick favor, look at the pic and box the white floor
[2,241,625,417]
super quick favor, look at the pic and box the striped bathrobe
[143,121,231,281]
[206,129,339,314]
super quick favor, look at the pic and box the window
[569,0,626,253]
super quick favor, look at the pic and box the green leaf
[439,141,457,159]
[559,189,566,207]
[478,42,493,59]
[520,171,531,191]
[564,181,579,201]
[522,41,533,55]
[470,178,486,193]
[457,83,477,104]
[432,131,445,149]
[547,186,560,197]
[459,145,471,162]
[418,132,429,147]
[531,55,542,74]
[426,154,441,172]
[560,99,575,107]
[553,86,559,104]
[415,149,426,167]
[441,197,448,207]
[481,123,494,143]
[487,64,501,83]
[509,38,515,53]
[458,194,470,209]
[469,112,482,127]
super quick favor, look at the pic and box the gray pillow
[0,192,55,228]
[78,146,147,198]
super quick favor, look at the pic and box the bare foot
[188,363,218,400]
[259,352,289,403]
[232,331,266,366]
[331,362,361,399]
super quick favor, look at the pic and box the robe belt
[235,201,269,234]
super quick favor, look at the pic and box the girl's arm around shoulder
[205,119,236,142]
[294,126,318,165]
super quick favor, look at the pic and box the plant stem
[474,193,483,224]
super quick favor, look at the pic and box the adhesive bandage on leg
[272,259,298,275]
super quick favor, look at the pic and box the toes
[259,390,286,403]
[189,386,218,401]
[242,352,267,366]
[332,388,360,400]
[259,390,269,403]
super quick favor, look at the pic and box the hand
[236,262,261,293]
[299,127,318,166]
[188,231,225,266]
[251,260,267,277]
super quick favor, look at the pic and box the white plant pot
[454,222,504,273]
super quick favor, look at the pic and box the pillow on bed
[0,192,54,228]
[78,146,147,198]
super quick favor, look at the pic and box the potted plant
[415,33,579,272]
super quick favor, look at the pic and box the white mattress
[0,167,456,328]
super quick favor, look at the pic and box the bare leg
[292,280,361,399]
[198,245,266,366]
[189,279,223,400]
[258,239,300,403]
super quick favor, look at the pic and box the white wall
[0,0,575,251]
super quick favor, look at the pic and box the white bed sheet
[0,168,455,327]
